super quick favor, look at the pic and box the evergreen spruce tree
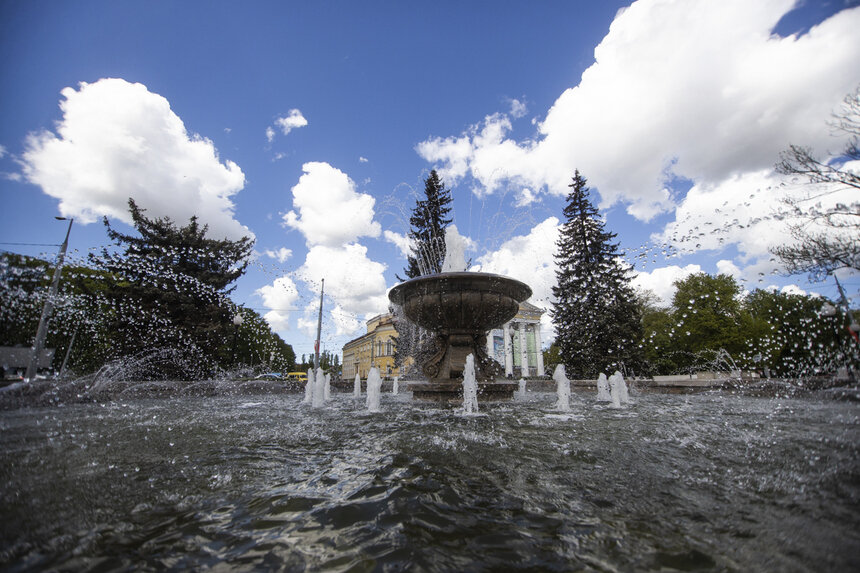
[551,171,643,378]
[400,169,453,279]
[394,170,454,374]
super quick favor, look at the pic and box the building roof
[519,300,544,314]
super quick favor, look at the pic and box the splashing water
[1,393,857,571]
[441,225,468,273]
[324,372,331,401]
[353,373,361,397]
[518,378,527,395]
[392,376,399,395]
[366,367,382,412]
[597,373,612,402]
[312,368,325,408]
[462,354,479,414]
[303,368,313,404]
[553,364,571,412]
[609,371,629,408]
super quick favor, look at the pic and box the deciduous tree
[773,88,860,280]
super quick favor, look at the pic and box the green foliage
[637,292,677,376]
[737,289,857,377]
[1,200,297,380]
[542,343,561,374]
[637,272,859,377]
[88,199,255,377]
[295,349,339,375]
[669,273,745,369]
[230,308,297,373]
[551,170,643,378]
[0,253,118,374]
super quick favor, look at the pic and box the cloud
[268,109,307,142]
[263,247,292,263]
[21,78,251,240]
[655,170,791,259]
[514,187,537,207]
[654,168,859,282]
[359,156,369,163]
[474,217,561,341]
[256,276,300,333]
[508,98,527,119]
[416,1,860,220]
[632,264,704,306]
[295,243,389,336]
[384,230,412,258]
[283,161,381,247]
[0,144,6,158]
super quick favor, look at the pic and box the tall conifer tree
[400,170,453,279]
[551,171,643,378]
[90,199,255,378]
[394,170,454,374]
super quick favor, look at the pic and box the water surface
[1,391,858,571]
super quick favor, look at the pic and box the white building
[486,301,545,377]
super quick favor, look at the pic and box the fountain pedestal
[389,272,531,404]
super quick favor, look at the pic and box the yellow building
[342,313,403,380]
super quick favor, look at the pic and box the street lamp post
[230,311,244,368]
[25,217,73,382]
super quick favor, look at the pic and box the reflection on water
[1,391,858,571]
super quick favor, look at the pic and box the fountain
[353,372,361,397]
[462,354,478,414]
[388,227,532,403]
[303,368,313,404]
[312,368,325,408]
[597,373,612,402]
[609,371,630,407]
[553,364,571,411]
[366,367,382,412]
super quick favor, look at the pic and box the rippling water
[1,390,858,571]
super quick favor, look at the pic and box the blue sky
[1,0,859,360]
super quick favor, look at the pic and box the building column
[503,323,513,377]
[486,330,494,361]
[534,322,544,376]
[518,322,529,376]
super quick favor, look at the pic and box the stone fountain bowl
[388,272,532,333]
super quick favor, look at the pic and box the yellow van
[287,372,309,383]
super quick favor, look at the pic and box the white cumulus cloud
[283,161,381,247]
[632,264,704,307]
[384,230,412,258]
[295,243,389,336]
[268,109,307,142]
[21,78,251,240]
[416,1,860,221]
[263,247,293,263]
[256,276,300,334]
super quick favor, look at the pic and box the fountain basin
[389,272,532,333]
[389,272,532,401]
